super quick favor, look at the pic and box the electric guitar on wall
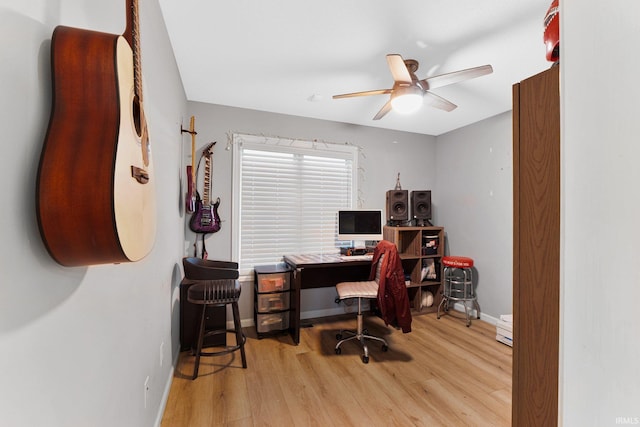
[36,0,156,266]
[184,116,197,214]
[189,143,221,234]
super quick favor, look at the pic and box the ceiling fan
[333,54,493,120]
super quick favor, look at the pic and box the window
[232,134,358,277]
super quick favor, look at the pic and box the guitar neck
[124,0,143,102]
[189,116,196,182]
[203,155,211,206]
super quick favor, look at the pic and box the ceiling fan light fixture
[390,86,423,114]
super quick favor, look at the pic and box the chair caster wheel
[336,333,342,340]
[335,347,342,355]
[362,355,369,364]
[382,344,389,352]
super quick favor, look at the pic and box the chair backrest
[182,257,239,281]
[374,253,384,283]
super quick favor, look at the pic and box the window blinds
[233,135,356,276]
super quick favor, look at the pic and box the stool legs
[192,304,208,380]
[437,267,481,327]
[232,301,247,368]
[191,302,247,380]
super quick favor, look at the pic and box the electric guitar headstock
[202,141,216,158]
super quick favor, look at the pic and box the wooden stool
[437,256,480,327]
[182,257,247,380]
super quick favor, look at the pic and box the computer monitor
[337,209,384,244]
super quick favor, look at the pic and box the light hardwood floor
[161,311,512,427]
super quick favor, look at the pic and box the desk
[283,254,372,344]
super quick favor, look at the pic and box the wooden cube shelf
[383,225,445,313]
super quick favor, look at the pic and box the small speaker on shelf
[386,190,409,222]
[411,190,432,220]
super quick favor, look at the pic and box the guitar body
[185,165,196,213]
[189,198,221,234]
[36,25,156,266]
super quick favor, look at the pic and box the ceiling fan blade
[373,100,393,120]
[420,64,493,90]
[333,89,392,99]
[386,54,412,84]
[424,91,457,112]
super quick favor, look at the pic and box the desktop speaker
[411,190,432,220]
[386,190,409,222]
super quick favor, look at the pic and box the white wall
[436,112,513,318]
[186,102,438,320]
[0,1,187,426]
[561,1,640,424]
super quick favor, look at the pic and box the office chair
[182,257,247,379]
[335,253,389,363]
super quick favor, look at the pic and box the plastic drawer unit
[254,263,292,338]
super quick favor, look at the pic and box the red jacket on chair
[370,240,412,333]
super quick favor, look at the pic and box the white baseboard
[239,303,501,328]
[301,306,353,320]
[450,302,499,325]
[155,344,181,427]
[237,306,355,328]
[238,299,369,328]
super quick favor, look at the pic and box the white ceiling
[158,0,552,136]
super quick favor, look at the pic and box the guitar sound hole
[132,97,142,137]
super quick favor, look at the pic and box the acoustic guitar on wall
[36,0,156,266]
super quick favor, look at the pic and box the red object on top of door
[543,0,559,62]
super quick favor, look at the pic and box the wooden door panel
[512,66,560,426]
